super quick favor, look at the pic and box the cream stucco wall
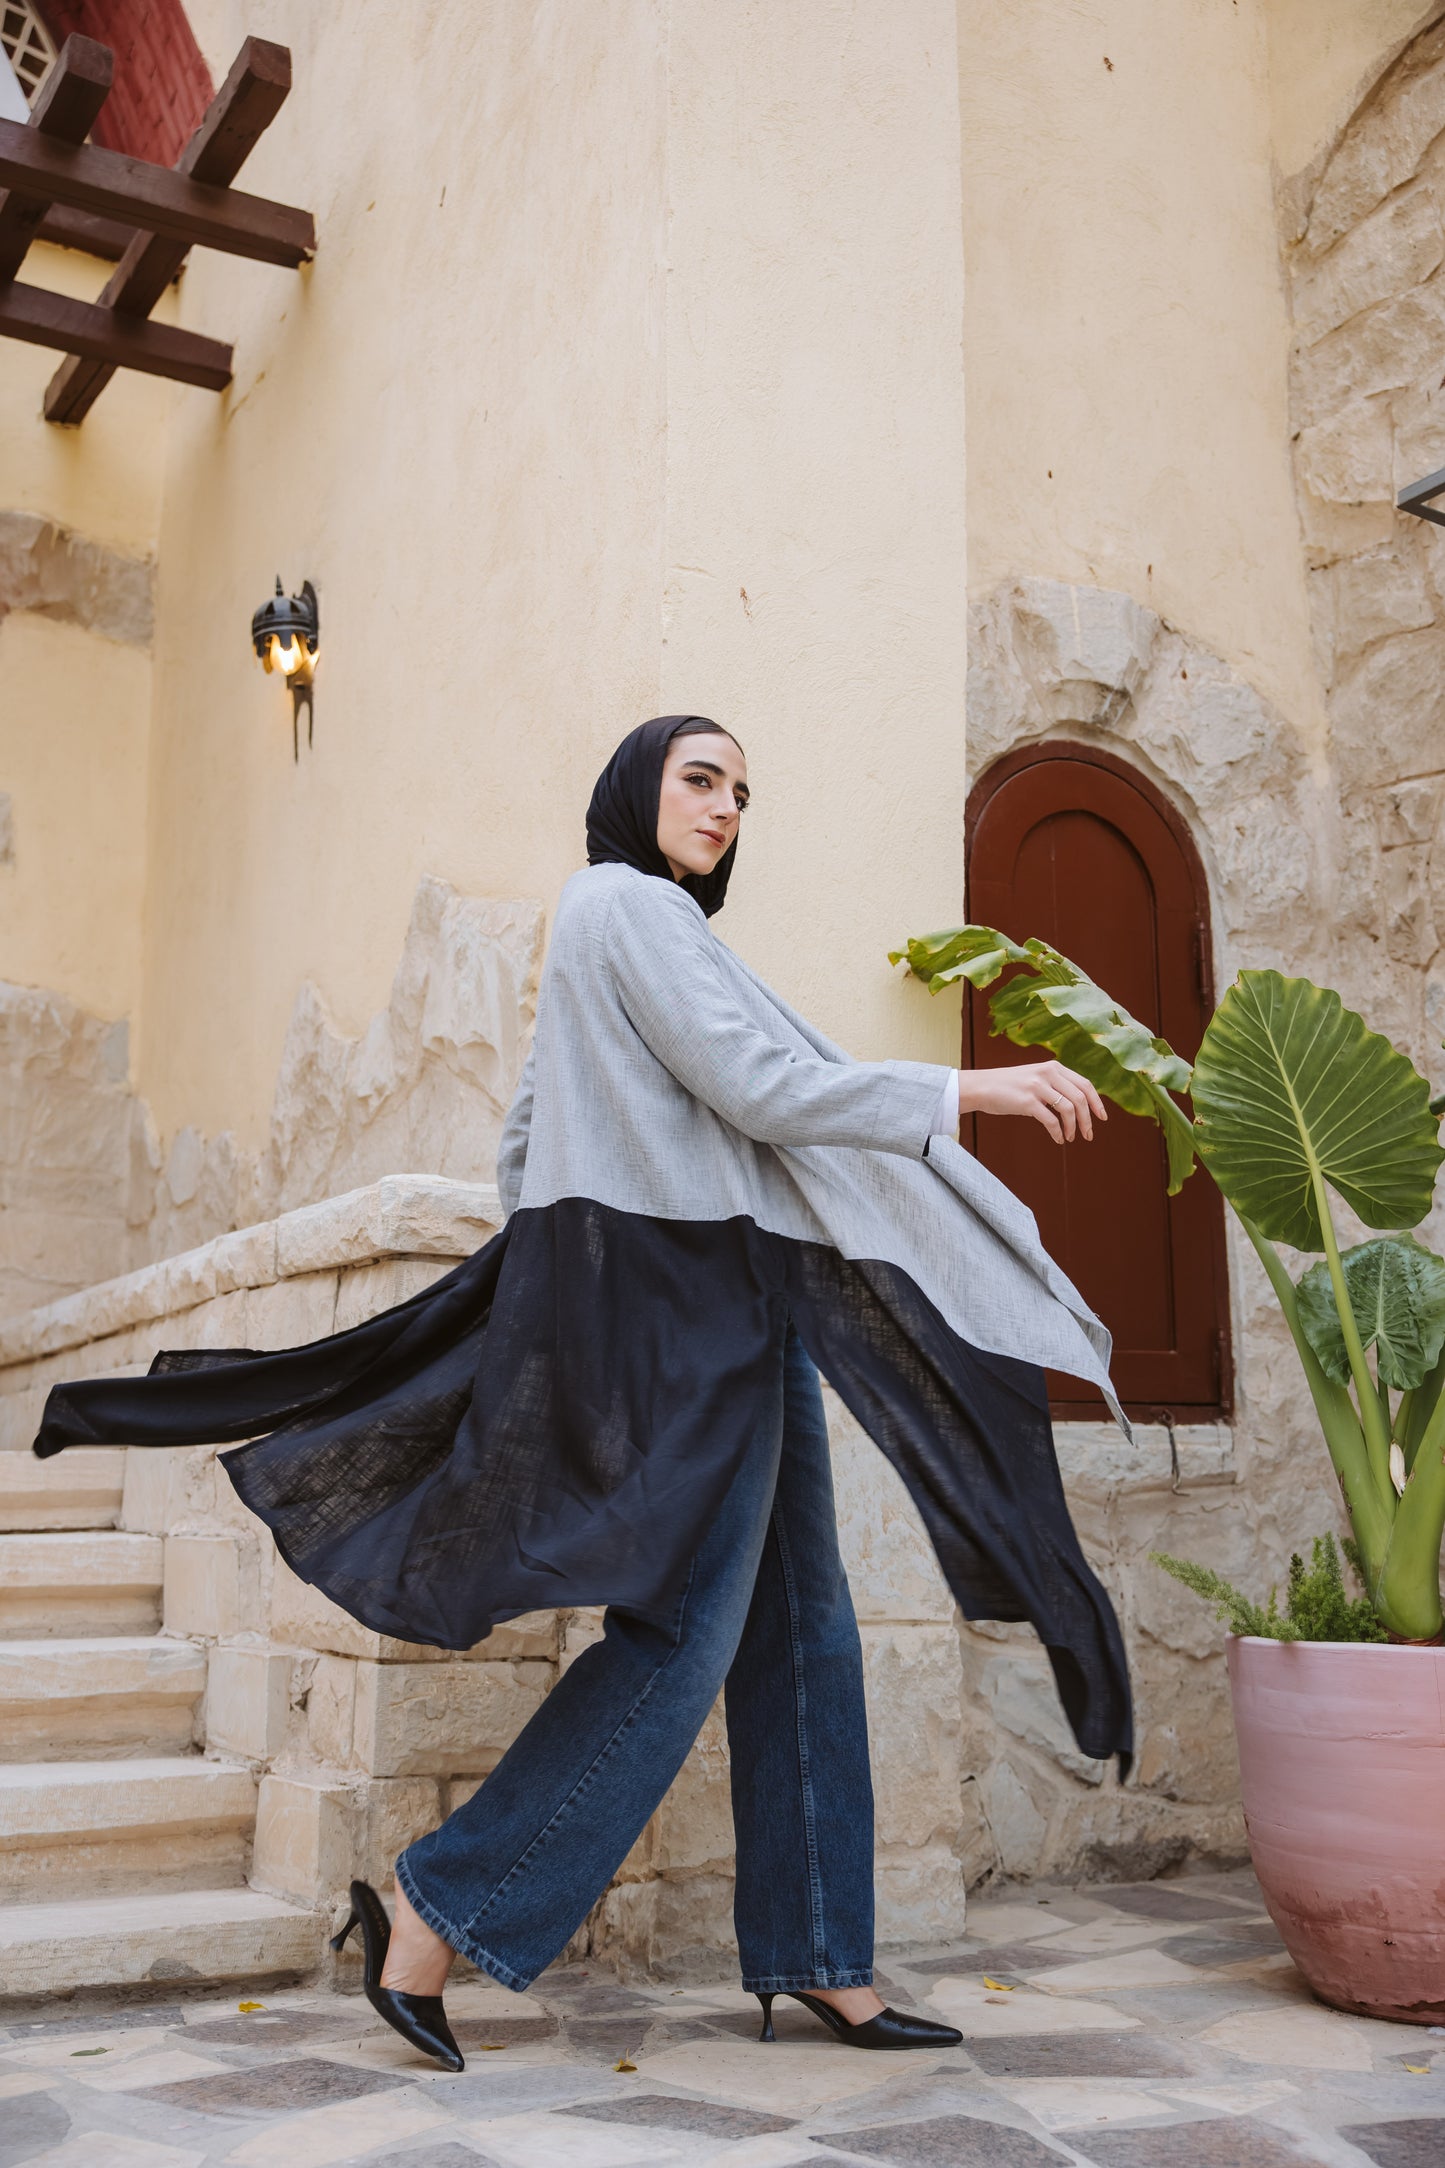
[8,0,1434,1156]
[139,0,668,1139]
[131,0,965,1147]
[0,614,151,1019]
[0,241,170,560]
[0,243,164,1025]
[1264,0,1438,181]
[656,0,968,1060]
[957,0,1326,744]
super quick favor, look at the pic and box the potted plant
[891,926,1445,2024]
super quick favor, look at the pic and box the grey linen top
[498,864,1120,1419]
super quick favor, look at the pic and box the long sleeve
[496,1042,535,1216]
[606,880,950,1157]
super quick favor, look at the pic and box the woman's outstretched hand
[958,1061,1107,1144]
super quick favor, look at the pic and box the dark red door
[964,743,1230,1418]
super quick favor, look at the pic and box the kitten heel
[329,1908,359,1954]
[755,1991,777,2043]
[766,1989,963,2052]
[343,1878,465,2073]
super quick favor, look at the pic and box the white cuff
[929,1069,960,1140]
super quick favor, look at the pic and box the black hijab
[586,715,741,919]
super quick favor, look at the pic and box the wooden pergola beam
[0,37,113,282]
[0,279,233,389]
[46,38,292,425]
[36,205,137,260]
[0,117,314,268]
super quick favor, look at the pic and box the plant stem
[1375,1368,1393,1445]
[1376,1385,1445,1640]
[1402,1352,1445,1474]
[1236,1210,1393,1576]
[1309,1163,1397,1516]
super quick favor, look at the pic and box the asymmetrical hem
[34,862,1133,1767]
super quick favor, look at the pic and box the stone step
[0,1448,126,1531]
[0,1531,162,1637]
[0,1885,321,2002]
[0,1756,257,1901]
[0,1637,206,1762]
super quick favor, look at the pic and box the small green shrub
[1151,1534,1389,1644]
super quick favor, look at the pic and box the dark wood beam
[36,204,137,260]
[47,38,292,424]
[179,38,292,190]
[0,279,233,390]
[0,118,314,268]
[0,37,113,282]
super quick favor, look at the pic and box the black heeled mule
[330,1877,465,2072]
[756,1988,963,2051]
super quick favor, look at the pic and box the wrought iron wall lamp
[251,577,319,758]
[1398,466,1445,525]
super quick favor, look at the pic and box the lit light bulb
[263,632,315,680]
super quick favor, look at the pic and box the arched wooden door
[965,742,1231,1418]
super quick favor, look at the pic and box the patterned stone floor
[3,1866,1443,2168]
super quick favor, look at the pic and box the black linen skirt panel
[34,1199,1131,1768]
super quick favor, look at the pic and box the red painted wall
[42,0,211,165]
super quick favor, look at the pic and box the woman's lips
[698,829,725,847]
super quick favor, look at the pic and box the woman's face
[656,731,749,881]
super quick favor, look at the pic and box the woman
[36,715,1125,2072]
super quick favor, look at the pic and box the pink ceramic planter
[1227,1635,1445,2023]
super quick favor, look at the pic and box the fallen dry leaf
[981,1978,1015,1992]
[237,2001,265,2013]
[614,2057,638,2072]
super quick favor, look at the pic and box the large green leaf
[889,924,1197,1192]
[888,924,1034,996]
[1296,1237,1445,1389]
[1190,972,1445,1248]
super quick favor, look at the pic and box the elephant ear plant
[889,927,1445,1644]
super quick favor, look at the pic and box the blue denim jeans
[395,1323,875,1993]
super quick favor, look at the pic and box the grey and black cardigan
[34,862,1132,1763]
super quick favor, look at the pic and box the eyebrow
[682,757,750,801]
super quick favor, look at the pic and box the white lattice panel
[0,1,56,104]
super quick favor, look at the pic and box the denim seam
[770,1506,828,1978]
[393,1852,531,1991]
[743,1970,875,1992]
[451,1559,701,1956]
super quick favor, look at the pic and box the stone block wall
[1284,13,1445,1085]
[0,872,544,1310]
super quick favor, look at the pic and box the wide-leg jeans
[395,1323,876,1992]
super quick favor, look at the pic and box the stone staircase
[0,1179,513,2005]
[0,1435,317,2001]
